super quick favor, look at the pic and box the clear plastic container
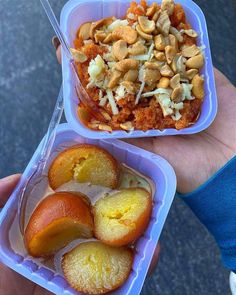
[61,0,217,139]
[0,123,176,295]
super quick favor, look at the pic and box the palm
[127,69,236,193]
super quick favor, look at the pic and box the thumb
[0,174,21,208]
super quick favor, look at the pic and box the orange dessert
[71,0,204,132]
[62,241,133,294]
[93,188,152,246]
[24,192,94,257]
[48,144,119,190]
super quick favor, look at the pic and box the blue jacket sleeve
[178,156,236,272]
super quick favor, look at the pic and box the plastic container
[0,123,176,295]
[61,0,217,139]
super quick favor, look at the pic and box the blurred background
[0,0,236,294]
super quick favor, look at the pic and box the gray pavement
[0,0,236,294]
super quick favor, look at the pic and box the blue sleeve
[178,156,236,272]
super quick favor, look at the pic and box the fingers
[52,36,60,50]
[52,36,62,64]
[214,67,234,87]
[0,174,21,208]
[148,243,161,276]
[56,46,61,65]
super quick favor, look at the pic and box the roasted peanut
[88,122,99,129]
[90,17,113,39]
[90,119,100,124]
[100,110,111,121]
[121,81,136,93]
[154,50,166,61]
[70,48,88,63]
[171,85,183,102]
[146,3,158,17]
[98,124,112,132]
[112,26,137,44]
[182,44,200,58]
[192,74,204,99]
[149,61,166,70]
[156,10,171,36]
[78,22,91,40]
[161,0,174,15]
[83,39,93,45]
[136,25,153,40]
[160,64,174,77]
[144,68,161,85]
[138,16,155,33]
[169,26,183,42]
[153,28,159,35]
[108,70,122,88]
[186,53,204,69]
[152,10,160,22]
[144,61,161,70]
[94,31,107,43]
[154,34,166,51]
[169,34,178,52]
[103,33,112,44]
[164,36,170,46]
[158,77,170,88]
[113,40,128,61]
[128,41,147,56]
[165,45,175,64]
[183,29,198,38]
[120,121,134,131]
[171,55,178,73]
[115,59,139,72]
[185,69,198,80]
[170,73,180,89]
[124,69,139,82]
[171,54,186,73]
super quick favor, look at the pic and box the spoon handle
[40,85,64,169]
[18,85,64,234]
[40,0,72,60]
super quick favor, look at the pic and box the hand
[127,69,236,193]
[0,175,52,295]
[54,41,236,194]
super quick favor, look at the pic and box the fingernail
[52,36,60,50]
